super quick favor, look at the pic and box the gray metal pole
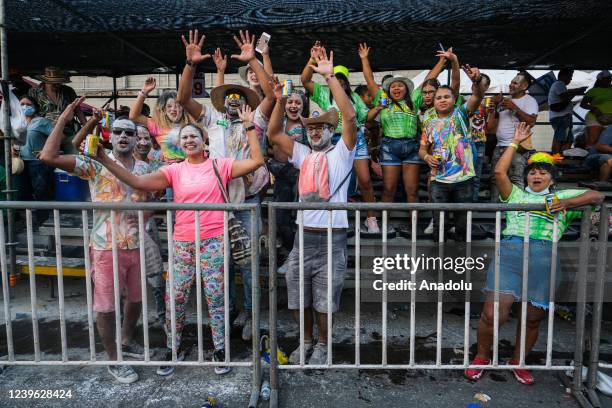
[0,0,16,282]
[112,77,117,111]
[268,204,279,408]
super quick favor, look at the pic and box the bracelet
[509,142,519,150]
[138,90,148,98]
[309,57,317,65]
[244,125,256,133]
[185,59,196,67]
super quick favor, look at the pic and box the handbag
[212,159,251,266]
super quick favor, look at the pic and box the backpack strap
[329,168,353,199]
[212,159,230,204]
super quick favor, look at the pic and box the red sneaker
[508,359,535,385]
[465,356,490,381]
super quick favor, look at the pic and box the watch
[185,59,196,67]
[244,125,256,132]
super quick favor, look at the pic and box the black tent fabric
[5,0,612,77]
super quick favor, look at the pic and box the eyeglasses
[112,128,136,137]
[225,93,245,102]
[306,124,327,133]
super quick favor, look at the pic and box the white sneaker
[308,343,328,365]
[242,317,252,341]
[289,342,314,364]
[364,217,380,234]
[234,310,248,328]
[108,365,139,384]
[424,219,434,235]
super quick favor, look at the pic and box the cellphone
[438,42,445,52]
[256,32,271,54]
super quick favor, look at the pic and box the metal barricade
[0,201,262,408]
[267,201,604,408]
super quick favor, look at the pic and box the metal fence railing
[0,201,262,408]
[266,202,610,408]
[1,201,610,408]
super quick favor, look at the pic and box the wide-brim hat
[38,66,71,84]
[300,108,338,128]
[238,60,264,85]
[210,84,261,113]
[382,76,414,96]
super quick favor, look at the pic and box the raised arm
[212,48,227,88]
[177,29,211,119]
[462,65,486,114]
[72,108,103,150]
[314,48,357,149]
[259,39,274,77]
[423,55,447,85]
[358,43,380,99]
[130,77,157,126]
[231,30,275,118]
[300,41,322,95]
[266,77,295,158]
[39,97,84,172]
[95,147,170,192]
[231,105,266,178]
[551,190,604,213]
[494,122,532,200]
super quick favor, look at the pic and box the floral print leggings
[166,236,225,350]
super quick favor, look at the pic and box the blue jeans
[472,142,486,202]
[229,195,261,312]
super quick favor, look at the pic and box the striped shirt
[373,89,420,139]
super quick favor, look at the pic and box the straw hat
[300,108,339,128]
[238,60,264,85]
[210,84,260,113]
[38,66,71,84]
[382,76,414,95]
[11,157,24,175]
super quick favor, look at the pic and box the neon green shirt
[372,89,421,139]
[310,83,369,134]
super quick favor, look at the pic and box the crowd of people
[2,29,608,385]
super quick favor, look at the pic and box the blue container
[54,169,89,202]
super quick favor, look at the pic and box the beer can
[545,193,559,214]
[282,80,292,97]
[84,133,100,157]
[380,92,389,107]
[484,96,492,109]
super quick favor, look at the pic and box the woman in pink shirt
[93,105,264,377]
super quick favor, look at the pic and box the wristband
[185,59,196,67]
[309,57,317,65]
[244,125,256,133]
[509,142,519,150]
[138,90,148,98]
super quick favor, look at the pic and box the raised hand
[237,104,255,125]
[59,96,85,123]
[512,121,532,143]
[311,47,334,78]
[142,77,157,94]
[436,46,457,61]
[92,108,104,122]
[213,48,227,72]
[181,29,211,65]
[358,42,370,59]
[231,30,256,63]
[309,40,322,64]
[462,64,481,83]
[269,76,284,100]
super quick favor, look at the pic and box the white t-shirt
[548,80,572,119]
[496,94,539,146]
[290,137,355,228]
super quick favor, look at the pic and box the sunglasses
[112,128,136,137]
[225,93,245,102]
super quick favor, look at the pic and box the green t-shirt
[372,89,421,139]
[310,83,369,134]
[501,186,586,241]
[585,87,612,115]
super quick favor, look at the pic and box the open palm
[231,30,256,62]
[181,29,210,64]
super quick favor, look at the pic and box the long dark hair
[329,74,357,105]
[387,80,414,112]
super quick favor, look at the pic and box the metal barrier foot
[270,390,278,408]
[558,372,594,408]
[586,389,601,408]
[248,386,260,408]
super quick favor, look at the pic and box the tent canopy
[6,0,612,77]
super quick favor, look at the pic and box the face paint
[164,98,184,123]
[135,127,152,156]
[21,105,36,117]
[179,125,207,157]
[225,93,246,118]
[306,125,333,151]
[110,119,137,155]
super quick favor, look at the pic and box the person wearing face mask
[487,72,539,202]
[268,48,357,366]
[28,67,87,154]
[130,78,191,164]
[302,41,379,234]
[17,95,55,228]
[177,29,276,341]
[466,122,603,385]
[418,64,487,241]
[40,98,153,385]
[88,104,264,377]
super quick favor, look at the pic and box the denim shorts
[332,128,369,160]
[585,153,612,170]
[380,137,422,166]
[483,236,561,309]
[551,115,573,143]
